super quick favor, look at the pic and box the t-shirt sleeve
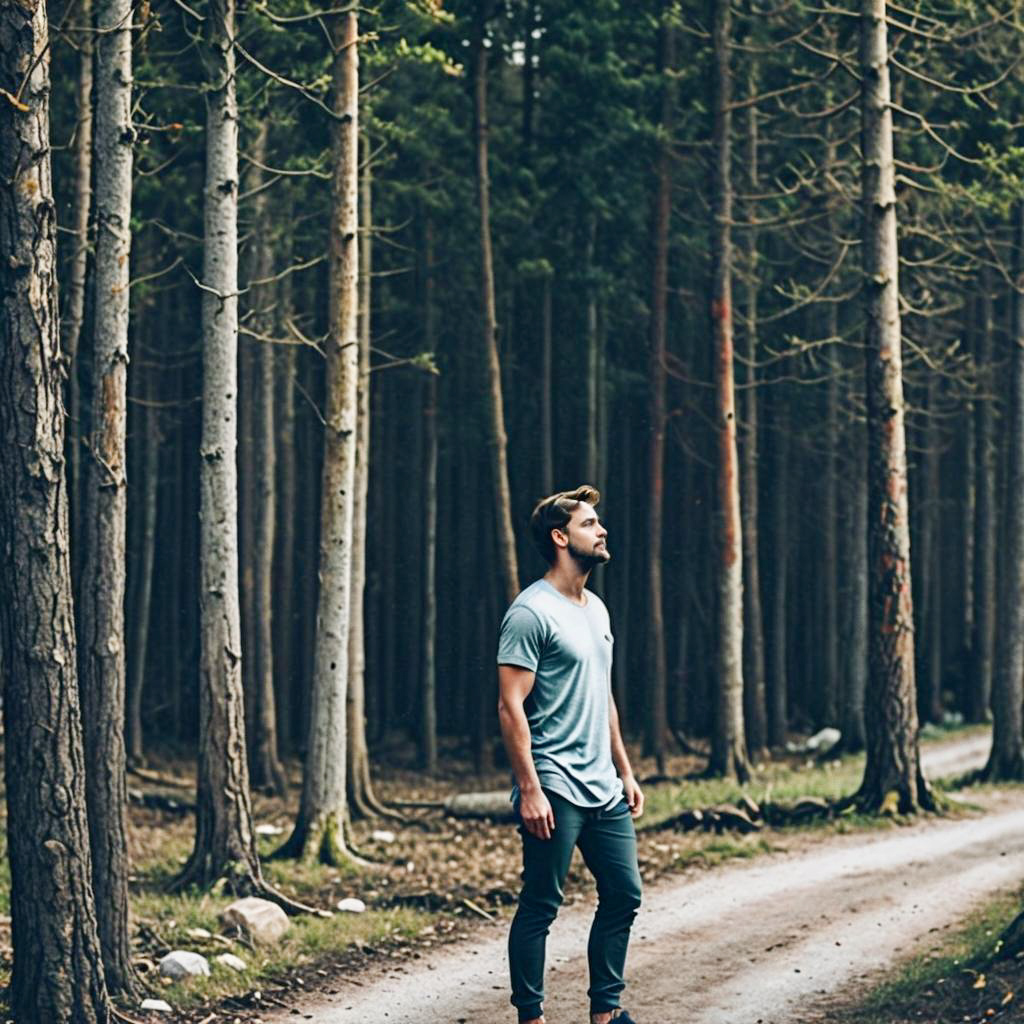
[497,606,546,671]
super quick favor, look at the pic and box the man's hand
[622,775,644,819]
[520,787,556,840]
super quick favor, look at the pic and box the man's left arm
[609,695,644,818]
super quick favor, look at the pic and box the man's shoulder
[506,580,559,620]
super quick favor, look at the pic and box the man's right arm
[497,664,555,840]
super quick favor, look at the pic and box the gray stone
[220,896,290,944]
[215,952,248,972]
[141,998,173,1012]
[158,950,211,979]
[337,897,366,913]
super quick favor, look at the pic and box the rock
[141,998,173,1012]
[158,950,210,979]
[808,727,841,753]
[220,896,290,944]
[185,926,212,940]
[255,823,284,836]
[337,897,366,913]
[215,952,248,972]
[371,829,396,843]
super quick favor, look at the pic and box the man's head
[530,485,610,570]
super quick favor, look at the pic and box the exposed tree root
[269,810,372,870]
[169,848,329,916]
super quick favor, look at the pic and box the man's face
[559,501,610,569]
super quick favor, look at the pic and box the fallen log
[443,791,517,822]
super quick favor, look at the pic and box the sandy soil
[267,733,1020,1024]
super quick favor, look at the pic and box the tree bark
[63,0,93,553]
[540,273,553,494]
[970,276,996,723]
[645,13,675,774]
[278,12,361,864]
[422,216,440,773]
[128,332,160,766]
[767,389,790,747]
[739,53,767,760]
[177,0,265,888]
[984,203,1024,781]
[273,216,297,753]
[0,4,111,1017]
[247,122,287,797]
[841,439,868,751]
[76,0,139,994]
[475,0,520,606]
[710,0,750,781]
[346,135,393,818]
[856,0,932,812]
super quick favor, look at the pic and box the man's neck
[544,562,591,605]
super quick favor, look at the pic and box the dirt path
[274,733,1018,1024]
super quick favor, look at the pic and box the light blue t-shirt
[497,579,623,809]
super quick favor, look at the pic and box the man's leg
[509,791,585,1022]
[576,799,643,1020]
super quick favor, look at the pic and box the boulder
[141,998,173,1012]
[158,950,210,979]
[215,952,248,972]
[220,896,290,944]
[337,897,366,913]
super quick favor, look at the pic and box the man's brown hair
[530,485,601,565]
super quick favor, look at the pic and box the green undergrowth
[640,751,866,831]
[134,889,428,1009]
[838,886,1024,1024]
[672,835,782,869]
[640,724,987,833]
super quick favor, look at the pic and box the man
[498,485,644,1024]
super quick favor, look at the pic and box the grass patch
[140,902,430,1009]
[673,835,780,869]
[640,752,868,831]
[839,887,1023,1024]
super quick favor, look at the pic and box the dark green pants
[508,789,642,1022]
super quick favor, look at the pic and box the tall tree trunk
[984,203,1024,781]
[421,216,440,773]
[540,272,554,494]
[856,0,931,812]
[917,374,943,724]
[767,389,790,747]
[475,0,519,606]
[177,0,265,888]
[274,219,297,753]
[970,276,996,723]
[710,0,749,781]
[645,13,675,774]
[585,213,600,485]
[278,12,361,864]
[247,123,287,797]
[64,0,93,554]
[841,439,869,751]
[128,369,159,766]
[0,4,111,1017]
[740,54,767,759]
[821,308,840,727]
[347,140,393,817]
[76,0,139,994]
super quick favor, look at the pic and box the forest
[3,0,1024,1020]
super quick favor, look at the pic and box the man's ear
[551,527,569,551]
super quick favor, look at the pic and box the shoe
[592,1012,637,1024]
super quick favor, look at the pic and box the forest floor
[1,728,1018,1024]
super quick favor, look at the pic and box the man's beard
[568,540,611,572]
